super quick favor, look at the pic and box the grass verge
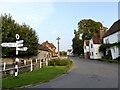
[2,66,70,89]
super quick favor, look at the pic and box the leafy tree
[72,30,83,55]
[78,19,103,40]
[1,14,39,57]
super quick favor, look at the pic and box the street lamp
[56,37,60,58]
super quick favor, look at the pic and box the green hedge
[48,58,72,66]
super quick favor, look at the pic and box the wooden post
[3,62,6,71]
[30,59,33,71]
[40,59,41,68]
[36,59,37,63]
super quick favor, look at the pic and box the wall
[89,39,102,59]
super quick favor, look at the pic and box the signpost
[1,34,28,77]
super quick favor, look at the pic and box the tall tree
[78,19,103,40]
[1,14,39,57]
[72,30,83,55]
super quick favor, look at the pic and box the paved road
[30,57,118,88]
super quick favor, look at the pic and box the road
[30,57,118,88]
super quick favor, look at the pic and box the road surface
[30,57,118,88]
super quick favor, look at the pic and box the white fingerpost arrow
[1,43,16,47]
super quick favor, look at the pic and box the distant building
[102,19,120,59]
[42,41,56,57]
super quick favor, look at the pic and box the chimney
[99,28,105,40]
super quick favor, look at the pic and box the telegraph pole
[56,37,60,58]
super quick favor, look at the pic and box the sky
[0,0,119,51]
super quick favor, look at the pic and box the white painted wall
[103,31,120,59]
[93,44,102,59]
[103,31,119,44]
[89,39,102,59]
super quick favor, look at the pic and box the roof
[39,44,50,52]
[42,41,56,49]
[103,19,120,38]
[91,34,100,44]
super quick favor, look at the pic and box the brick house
[42,41,56,57]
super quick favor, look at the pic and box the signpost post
[1,34,28,77]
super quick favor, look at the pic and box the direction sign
[1,43,16,47]
[16,44,23,47]
[16,40,24,44]
[16,47,28,51]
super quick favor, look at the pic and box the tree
[1,14,39,57]
[72,30,83,55]
[78,19,103,40]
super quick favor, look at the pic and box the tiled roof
[42,41,56,49]
[39,44,50,51]
[103,19,120,38]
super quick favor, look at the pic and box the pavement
[29,57,118,88]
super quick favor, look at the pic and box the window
[91,52,93,56]
[105,39,109,44]
[91,44,93,48]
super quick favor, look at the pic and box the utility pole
[56,37,60,58]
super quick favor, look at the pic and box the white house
[89,34,103,59]
[83,40,90,59]
[103,19,120,59]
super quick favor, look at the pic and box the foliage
[72,19,106,56]
[78,19,105,40]
[72,30,83,55]
[99,42,120,56]
[48,58,72,66]
[1,13,39,57]
[2,66,68,89]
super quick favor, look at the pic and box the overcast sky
[0,0,119,51]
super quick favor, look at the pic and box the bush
[48,58,72,66]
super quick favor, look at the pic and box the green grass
[2,66,69,89]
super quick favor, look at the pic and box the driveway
[30,57,118,88]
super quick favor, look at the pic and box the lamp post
[56,37,60,58]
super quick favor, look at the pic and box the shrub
[48,58,72,66]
